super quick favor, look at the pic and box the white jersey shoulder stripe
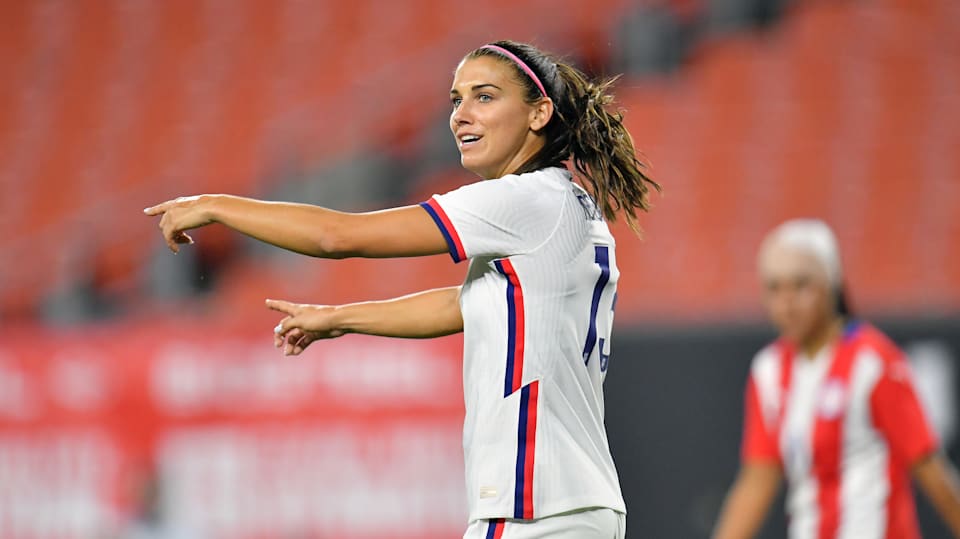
[751,345,784,431]
[838,347,888,539]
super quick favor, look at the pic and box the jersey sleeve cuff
[419,198,467,263]
[741,453,783,468]
[906,440,940,467]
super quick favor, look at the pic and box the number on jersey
[583,245,616,372]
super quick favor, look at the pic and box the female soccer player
[145,40,659,538]
[711,219,960,539]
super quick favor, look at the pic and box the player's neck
[799,316,844,359]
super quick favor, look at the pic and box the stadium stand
[0,0,957,326]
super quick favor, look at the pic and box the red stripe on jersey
[512,271,526,394]
[884,452,922,539]
[522,381,539,519]
[777,341,794,425]
[742,377,780,463]
[867,326,939,464]
[811,333,859,539]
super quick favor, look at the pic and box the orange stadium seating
[0,0,957,325]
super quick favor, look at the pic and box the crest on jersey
[887,360,914,384]
[817,378,847,419]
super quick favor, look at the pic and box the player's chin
[781,323,813,345]
[459,156,485,177]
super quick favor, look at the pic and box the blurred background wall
[0,0,957,537]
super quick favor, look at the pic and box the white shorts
[462,507,626,539]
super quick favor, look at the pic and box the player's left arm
[712,462,783,539]
[266,286,463,355]
[144,194,449,258]
[912,453,960,538]
[712,375,784,539]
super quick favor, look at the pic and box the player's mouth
[458,133,482,149]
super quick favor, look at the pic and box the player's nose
[451,101,475,127]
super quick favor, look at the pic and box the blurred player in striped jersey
[712,219,960,539]
[146,40,659,538]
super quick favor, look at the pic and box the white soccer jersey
[420,167,626,522]
[743,322,938,539]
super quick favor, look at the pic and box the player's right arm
[266,286,463,355]
[143,194,449,258]
[711,462,782,539]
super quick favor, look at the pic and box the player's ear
[529,98,554,132]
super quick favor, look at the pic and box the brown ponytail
[468,40,660,234]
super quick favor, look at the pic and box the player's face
[759,244,835,346]
[449,56,545,179]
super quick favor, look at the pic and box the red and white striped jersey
[743,322,938,539]
[420,167,626,523]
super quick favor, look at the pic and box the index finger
[143,200,174,216]
[265,299,299,316]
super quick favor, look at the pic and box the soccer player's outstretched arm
[711,462,782,539]
[143,194,449,258]
[266,286,463,356]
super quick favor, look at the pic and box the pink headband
[480,44,548,98]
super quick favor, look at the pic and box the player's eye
[451,96,462,108]
[478,94,492,103]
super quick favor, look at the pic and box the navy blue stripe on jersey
[485,518,505,539]
[495,259,525,397]
[582,246,611,364]
[514,381,539,519]
[419,199,466,263]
